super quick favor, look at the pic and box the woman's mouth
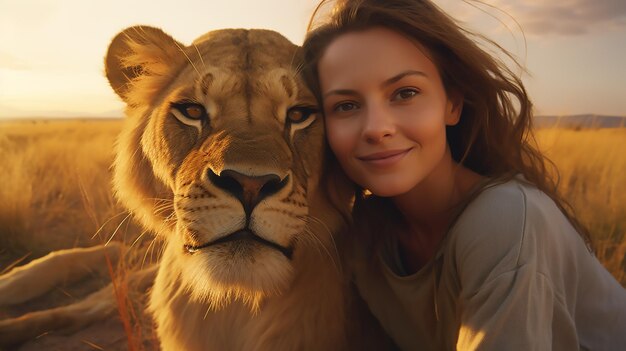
[357,148,412,167]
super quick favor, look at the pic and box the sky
[0,0,625,118]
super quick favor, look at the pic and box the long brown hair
[302,0,592,249]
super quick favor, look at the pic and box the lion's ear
[105,25,184,102]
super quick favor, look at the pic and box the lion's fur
[105,26,357,350]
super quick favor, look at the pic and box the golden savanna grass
[0,119,133,259]
[535,128,626,285]
[0,119,155,350]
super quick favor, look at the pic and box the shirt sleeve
[450,182,577,350]
[456,265,555,350]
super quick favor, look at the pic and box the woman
[302,0,626,349]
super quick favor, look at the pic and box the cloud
[488,0,626,35]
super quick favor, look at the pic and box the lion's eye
[184,105,204,119]
[286,106,317,124]
[173,102,207,120]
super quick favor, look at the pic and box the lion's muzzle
[207,168,289,216]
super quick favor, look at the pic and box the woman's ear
[445,91,464,126]
[104,25,184,103]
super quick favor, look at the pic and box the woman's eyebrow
[323,69,428,98]
[381,70,427,88]
[323,70,427,99]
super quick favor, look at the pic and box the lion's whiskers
[193,44,206,70]
[174,40,201,78]
[305,215,341,260]
[91,211,134,240]
[105,211,134,246]
[301,216,343,277]
[129,228,150,251]
[154,202,174,216]
[142,236,163,268]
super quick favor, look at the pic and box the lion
[0,26,391,350]
[107,25,354,350]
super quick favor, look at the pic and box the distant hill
[534,114,626,129]
[1,112,624,129]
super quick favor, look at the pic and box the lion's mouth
[184,229,294,259]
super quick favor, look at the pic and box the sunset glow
[1,0,625,118]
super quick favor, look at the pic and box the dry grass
[0,119,145,261]
[0,118,155,350]
[535,128,626,285]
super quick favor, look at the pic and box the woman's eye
[334,102,358,112]
[173,102,207,120]
[286,106,317,124]
[393,88,418,101]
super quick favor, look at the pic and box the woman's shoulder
[446,177,570,288]
[451,177,530,237]
[451,176,560,237]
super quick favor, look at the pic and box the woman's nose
[362,104,395,143]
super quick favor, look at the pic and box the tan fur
[105,26,356,350]
[0,243,122,307]
[0,246,156,345]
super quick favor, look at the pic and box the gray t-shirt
[352,178,626,350]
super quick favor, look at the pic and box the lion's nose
[208,169,288,215]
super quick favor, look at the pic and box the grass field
[0,119,624,280]
[535,128,626,285]
[0,119,155,350]
[0,119,137,264]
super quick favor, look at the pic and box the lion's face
[106,27,330,308]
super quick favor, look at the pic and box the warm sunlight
[1,1,625,349]
[0,0,318,118]
[1,0,625,118]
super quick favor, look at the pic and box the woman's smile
[357,147,413,168]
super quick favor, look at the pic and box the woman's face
[318,27,462,197]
